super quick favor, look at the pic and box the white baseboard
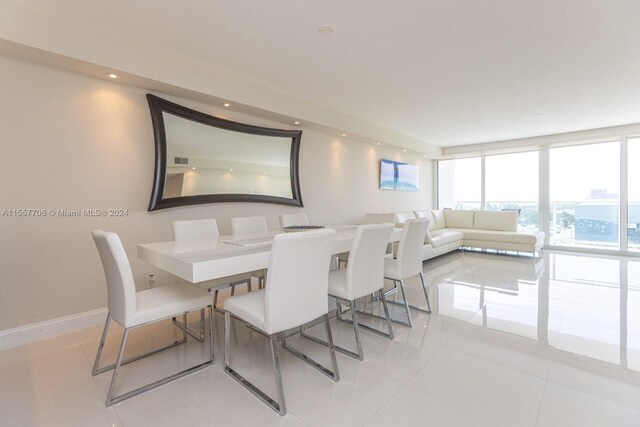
[0,308,108,351]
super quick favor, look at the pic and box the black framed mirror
[147,94,303,211]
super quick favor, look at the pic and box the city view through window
[438,138,640,252]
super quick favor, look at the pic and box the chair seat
[129,283,212,328]
[328,269,350,300]
[224,289,267,332]
[383,255,401,280]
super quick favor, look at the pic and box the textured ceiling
[14,0,640,146]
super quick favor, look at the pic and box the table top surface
[137,224,401,283]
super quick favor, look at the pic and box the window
[549,142,620,249]
[436,134,640,254]
[629,138,640,252]
[485,151,539,231]
[437,157,481,210]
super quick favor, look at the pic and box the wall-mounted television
[380,159,419,191]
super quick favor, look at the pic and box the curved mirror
[147,94,303,210]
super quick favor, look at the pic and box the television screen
[379,159,419,191]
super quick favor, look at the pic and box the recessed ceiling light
[106,73,118,79]
[317,24,335,36]
[376,142,381,146]
[223,103,231,107]
[341,133,347,137]
[403,149,407,152]
[293,121,300,125]
[229,169,233,172]
[192,167,196,170]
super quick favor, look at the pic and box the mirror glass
[147,94,303,211]
[163,112,293,199]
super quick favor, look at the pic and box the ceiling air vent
[174,157,188,165]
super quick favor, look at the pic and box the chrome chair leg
[270,334,286,416]
[224,311,230,370]
[323,314,340,381]
[94,316,188,376]
[336,300,344,321]
[284,316,341,379]
[92,314,111,376]
[224,311,287,415]
[97,307,214,407]
[331,292,394,357]
[398,279,413,327]
[208,305,215,364]
[380,289,395,339]
[105,328,129,406]
[383,279,413,327]
[345,292,395,340]
[171,310,206,342]
[419,272,432,314]
[387,274,432,315]
[350,302,364,360]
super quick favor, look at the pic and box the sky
[440,138,640,204]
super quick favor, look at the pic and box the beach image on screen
[380,159,396,190]
[379,159,419,191]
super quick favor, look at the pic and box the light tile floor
[2,250,640,426]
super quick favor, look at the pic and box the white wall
[0,55,433,330]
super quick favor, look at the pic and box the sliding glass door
[485,151,539,231]
[548,142,620,249]
[436,135,640,253]
[629,138,640,252]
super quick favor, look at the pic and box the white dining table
[138,224,402,283]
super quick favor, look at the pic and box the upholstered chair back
[396,218,429,278]
[231,216,268,235]
[173,219,219,241]
[346,224,394,300]
[279,213,309,227]
[264,229,335,333]
[91,230,137,327]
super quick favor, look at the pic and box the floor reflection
[427,250,640,372]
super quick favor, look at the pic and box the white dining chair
[172,219,254,340]
[337,213,396,268]
[278,213,309,227]
[302,224,394,360]
[383,218,431,327]
[223,229,339,416]
[173,219,254,303]
[230,216,268,288]
[91,230,214,407]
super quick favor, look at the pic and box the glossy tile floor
[2,250,640,426]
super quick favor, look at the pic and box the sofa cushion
[430,229,464,248]
[461,229,543,245]
[443,210,475,229]
[473,210,518,232]
[414,210,435,231]
[395,211,416,227]
[431,209,446,230]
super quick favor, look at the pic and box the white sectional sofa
[395,209,544,260]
